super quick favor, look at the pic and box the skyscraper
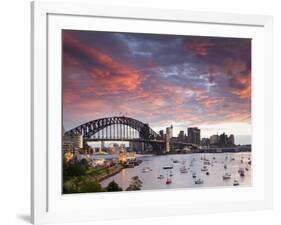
[187,127,201,145]
[165,126,173,152]
[210,134,219,145]
[228,134,235,146]
[159,130,164,139]
[219,132,228,146]
[178,130,185,141]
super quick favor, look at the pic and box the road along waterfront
[100,152,251,190]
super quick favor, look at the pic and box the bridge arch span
[65,116,160,140]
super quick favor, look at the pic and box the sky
[63,30,251,144]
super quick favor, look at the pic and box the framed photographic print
[31,1,273,224]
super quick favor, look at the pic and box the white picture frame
[31,1,273,224]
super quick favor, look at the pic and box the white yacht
[222,173,231,180]
[142,167,152,173]
[233,179,240,186]
[157,174,164,179]
[201,165,208,172]
[195,178,204,184]
[180,166,188,173]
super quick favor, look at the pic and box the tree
[63,159,89,178]
[63,176,104,194]
[126,176,143,191]
[78,176,104,193]
[105,180,123,192]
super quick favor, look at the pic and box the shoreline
[95,164,124,182]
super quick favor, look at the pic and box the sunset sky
[63,30,251,144]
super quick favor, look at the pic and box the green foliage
[105,180,123,192]
[63,176,105,194]
[63,159,89,178]
[63,158,124,194]
[126,176,143,191]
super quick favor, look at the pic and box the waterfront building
[187,127,201,145]
[118,151,136,163]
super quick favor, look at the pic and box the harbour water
[100,152,251,190]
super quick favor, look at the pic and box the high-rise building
[165,126,173,152]
[170,125,173,138]
[159,130,164,139]
[187,127,201,145]
[228,134,235,146]
[178,130,185,140]
[219,132,228,146]
[201,138,210,146]
[210,135,219,145]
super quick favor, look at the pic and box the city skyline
[63,30,251,144]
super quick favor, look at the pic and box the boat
[142,167,152,173]
[201,166,208,172]
[238,168,245,177]
[204,161,211,165]
[172,159,179,163]
[233,179,239,186]
[222,173,231,180]
[163,165,173,169]
[134,159,143,166]
[245,167,249,171]
[248,160,251,165]
[195,178,204,184]
[157,175,164,179]
[169,171,173,177]
[206,171,210,175]
[224,164,227,169]
[192,172,197,178]
[180,166,188,173]
[166,178,172,184]
[238,167,244,173]
[231,157,235,161]
[124,161,135,168]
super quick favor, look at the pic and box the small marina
[100,152,251,190]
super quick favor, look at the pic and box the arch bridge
[65,116,195,153]
[65,116,161,142]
